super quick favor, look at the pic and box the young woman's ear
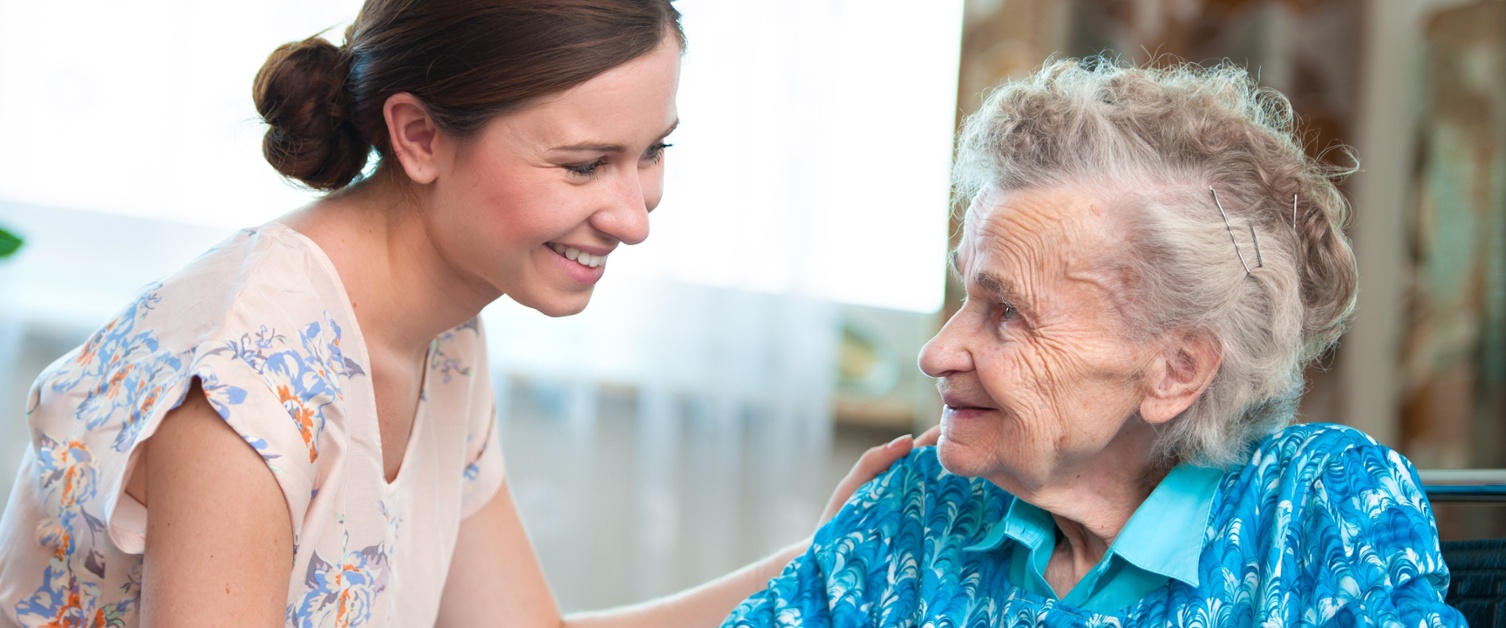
[383,93,443,185]
[1140,330,1221,425]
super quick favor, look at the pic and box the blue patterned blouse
[722,423,1465,627]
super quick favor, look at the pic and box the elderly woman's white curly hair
[952,57,1360,468]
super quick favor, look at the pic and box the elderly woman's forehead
[963,187,1110,239]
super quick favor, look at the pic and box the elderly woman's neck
[1017,447,1173,596]
[1039,464,1167,546]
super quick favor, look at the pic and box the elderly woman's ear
[1139,331,1221,425]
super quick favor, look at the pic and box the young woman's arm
[434,479,565,627]
[133,379,294,627]
[436,432,933,628]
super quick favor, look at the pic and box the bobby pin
[1209,186,1258,274]
[1292,193,1298,231]
[1249,224,1263,268]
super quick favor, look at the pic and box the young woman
[0,2,927,626]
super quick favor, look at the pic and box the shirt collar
[1110,463,1223,587]
[963,463,1224,588]
[965,494,1052,553]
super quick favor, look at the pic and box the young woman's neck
[281,170,495,362]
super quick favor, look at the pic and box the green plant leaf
[0,227,23,258]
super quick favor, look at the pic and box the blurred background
[0,0,1502,612]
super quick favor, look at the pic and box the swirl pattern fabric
[722,424,1465,627]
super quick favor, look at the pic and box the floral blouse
[0,223,506,628]
[722,423,1466,627]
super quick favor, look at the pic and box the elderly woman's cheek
[1010,342,1064,399]
[1014,340,1106,422]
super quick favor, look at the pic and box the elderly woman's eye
[1000,303,1018,322]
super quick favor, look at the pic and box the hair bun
[253,36,369,191]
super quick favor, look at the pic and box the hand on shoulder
[817,425,940,527]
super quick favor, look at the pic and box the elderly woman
[721,59,1464,626]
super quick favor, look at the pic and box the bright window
[0,0,962,313]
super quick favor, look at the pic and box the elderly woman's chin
[933,443,970,482]
[933,411,1149,491]
[934,418,999,479]
[932,410,1052,489]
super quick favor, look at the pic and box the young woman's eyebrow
[553,142,628,153]
[551,120,680,154]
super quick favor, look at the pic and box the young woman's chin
[518,291,595,318]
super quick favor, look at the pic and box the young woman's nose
[594,170,651,245]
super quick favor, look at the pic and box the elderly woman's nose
[918,321,971,377]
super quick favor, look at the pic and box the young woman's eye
[642,142,671,165]
[566,159,606,178]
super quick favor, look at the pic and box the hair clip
[1292,193,1298,231]
[1209,186,1263,275]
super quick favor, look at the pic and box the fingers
[818,435,920,526]
[851,435,913,480]
[847,428,940,490]
[914,424,941,448]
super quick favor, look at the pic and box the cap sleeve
[459,404,504,519]
[456,318,505,519]
[102,320,356,554]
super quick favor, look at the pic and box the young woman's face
[425,34,681,317]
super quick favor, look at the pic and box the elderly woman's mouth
[939,389,993,413]
[941,398,996,417]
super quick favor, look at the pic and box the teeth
[549,243,607,268]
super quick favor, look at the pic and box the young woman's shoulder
[1,222,368,626]
[157,222,352,332]
[26,220,366,516]
[30,221,365,469]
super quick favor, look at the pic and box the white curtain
[0,0,962,611]
[484,282,839,605]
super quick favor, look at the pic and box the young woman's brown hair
[253,0,686,191]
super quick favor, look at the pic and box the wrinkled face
[918,187,1155,493]
[427,34,681,317]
